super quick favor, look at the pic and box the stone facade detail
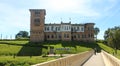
[30,9,95,42]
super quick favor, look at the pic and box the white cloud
[37,0,102,17]
[0,0,119,39]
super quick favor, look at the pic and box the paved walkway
[83,53,105,66]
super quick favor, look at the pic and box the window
[67,34,69,38]
[77,27,79,30]
[47,35,49,38]
[88,34,91,38]
[34,18,40,26]
[84,35,86,38]
[88,27,90,31]
[35,11,40,14]
[47,27,49,31]
[91,26,93,30]
[91,34,93,38]
[64,26,66,30]
[51,35,54,38]
[64,34,66,38]
[82,34,84,38]
[81,27,84,31]
[35,11,40,17]
[51,26,53,31]
[67,26,68,30]
[59,34,61,38]
[58,27,60,31]
[74,35,76,38]
[74,27,76,30]
[45,27,47,31]
[56,27,57,31]
[71,27,73,31]
[78,34,80,38]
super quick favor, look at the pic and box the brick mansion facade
[30,9,95,42]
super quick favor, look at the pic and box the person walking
[94,48,97,55]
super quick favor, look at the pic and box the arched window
[48,35,49,38]
[35,11,40,14]
[74,35,76,38]
[78,34,80,38]
[34,18,40,26]
[51,35,54,38]
[67,34,69,38]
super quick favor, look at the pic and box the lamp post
[1,34,2,40]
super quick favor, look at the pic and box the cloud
[0,0,119,39]
[37,0,103,17]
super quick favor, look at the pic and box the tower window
[35,11,40,14]
[88,34,91,38]
[34,18,40,26]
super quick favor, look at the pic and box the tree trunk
[96,35,97,42]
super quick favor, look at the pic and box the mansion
[29,9,95,42]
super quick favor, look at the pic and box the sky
[0,0,120,39]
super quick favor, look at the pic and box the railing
[32,50,94,66]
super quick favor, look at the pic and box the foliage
[104,26,120,50]
[98,43,120,59]
[94,27,100,41]
[96,39,105,43]
[15,31,29,39]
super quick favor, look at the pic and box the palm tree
[94,27,100,41]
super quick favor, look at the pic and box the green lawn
[3,40,119,66]
[0,40,100,66]
[0,41,97,56]
[0,56,56,66]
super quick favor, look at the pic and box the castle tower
[29,9,46,42]
[84,23,95,42]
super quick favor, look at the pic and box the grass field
[0,40,99,66]
[2,40,118,66]
[0,56,56,66]
[98,43,120,59]
[0,41,98,56]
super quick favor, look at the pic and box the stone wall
[32,50,94,66]
[102,51,120,66]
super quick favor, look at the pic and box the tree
[15,31,29,39]
[104,28,111,40]
[112,29,120,53]
[104,26,120,54]
[94,27,100,41]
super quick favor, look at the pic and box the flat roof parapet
[29,9,46,11]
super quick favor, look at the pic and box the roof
[45,22,95,26]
